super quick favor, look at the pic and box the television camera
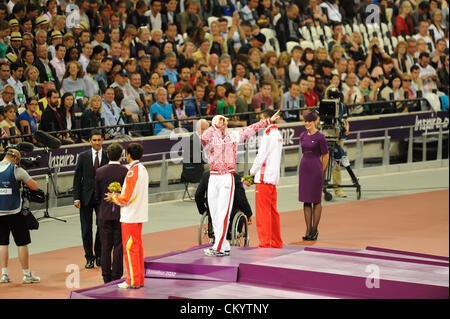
[318,86,361,201]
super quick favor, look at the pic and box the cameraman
[0,148,40,284]
[324,85,350,198]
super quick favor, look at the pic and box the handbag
[22,208,39,230]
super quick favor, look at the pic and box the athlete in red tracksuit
[200,111,280,256]
[250,110,284,248]
[106,143,148,289]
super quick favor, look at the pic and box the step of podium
[70,245,449,299]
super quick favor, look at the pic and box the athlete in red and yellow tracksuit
[112,160,148,288]
[250,122,284,248]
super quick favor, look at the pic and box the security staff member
[0,148,40,284]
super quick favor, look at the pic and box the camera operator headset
[0,148,40,284]
[323,84,350,198]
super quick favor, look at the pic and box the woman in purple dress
[298,111,329,241]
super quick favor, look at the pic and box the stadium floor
[0,165,448,299]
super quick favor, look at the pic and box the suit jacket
[94,163,128,221]
[73,149,109,206]
[33,58,61,92]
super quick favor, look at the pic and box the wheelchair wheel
[231,211,249,247]
[198,212,214,245]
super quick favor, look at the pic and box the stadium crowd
[0,0,448,144]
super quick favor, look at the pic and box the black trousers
[80,201,101,261]
[98,219,123,283]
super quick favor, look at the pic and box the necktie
[94,151,99,172]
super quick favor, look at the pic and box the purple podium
[69,245,449,299]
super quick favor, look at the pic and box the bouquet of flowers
[241,175,254,187]
[108,182,122,212]
[108,182,122,193]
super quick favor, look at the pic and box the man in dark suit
[94,143,128,283]
[73,129,109,268]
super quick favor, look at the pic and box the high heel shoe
[307,229,319,241]
[302,230,311,241]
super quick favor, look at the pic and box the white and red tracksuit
[112,160,148,287]
[250,124,283,248]
[201,118,272,253]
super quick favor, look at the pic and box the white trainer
[0,274,11,283]
[22,272,40,284]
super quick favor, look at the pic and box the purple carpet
[69,245,449,299]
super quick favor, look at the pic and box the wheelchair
[198,209,249,247]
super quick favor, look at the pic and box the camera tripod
[36,148,66,223]
[322,138,361,201]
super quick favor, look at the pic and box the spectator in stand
[58,93,77,144]
[150,87,175,136]
[406,38,418,67]
[365,37,391,73]
[7,62,26,110]
[190,63,215,88]
[62,61,89,106]
[327,23,350,54]
[320,0,343,24]
[252,81,274,114]
[240,0,259,26]
[80,95,103,142]
[232,61,252,91]
[1,103,21,141]
[101,87,125,138]
[431,39,447,70]
[401,73,416,99]
[282,81,302,122]
[415,21,435,53]
[289,46,303,84]
[410,64,423,96]
[175,66,192,91]
[148,72,162,96]
[180,84,198,118]
[16,96,38,136]
[342,71,361,105]
[304,74,320,108]
[235,82,254,122]
[392,0,414,37]
[274,3,302,52]
[50,44,67,84]
[214,59,232,86]
[429,9,445,44]
[437,54,449,95]
[127,0,149,29]
[180,0,202,34]
[412,1,431,32]
[39,89,66,137]
[0,85,15,108]
[347,32,365,63]
[393,41,412,76]
[417,52,438,93]
[23,66,42,103]
[34,44,60,92]
[163,52,178,84]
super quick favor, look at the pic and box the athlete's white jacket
[250,124,283,185]
[112,161,149,223]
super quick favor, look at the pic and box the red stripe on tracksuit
[216,174,234,252]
